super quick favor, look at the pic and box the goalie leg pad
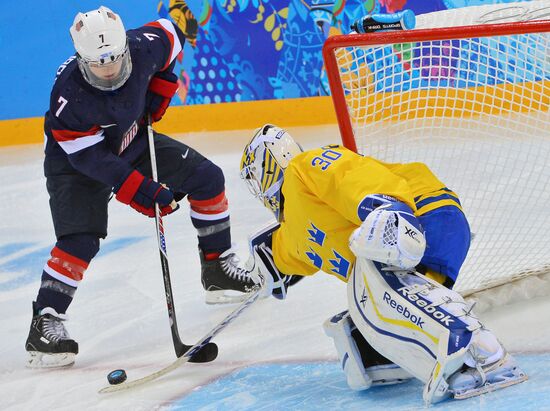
[422,307,525,404]
[347,258,520,405]
[323,310,413,390]
[323,310,372,390]
[347,258,470,384]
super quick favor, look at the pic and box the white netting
[383,213,398,247]
[326,17,550,295]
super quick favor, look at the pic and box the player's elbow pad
[349,202,426,269]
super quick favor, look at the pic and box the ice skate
[201,249,259,304]
[25,304,78,368]
[449,352,528,400]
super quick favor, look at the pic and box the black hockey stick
[146,114,217,362]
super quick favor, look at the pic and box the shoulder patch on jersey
[143,19,182,71]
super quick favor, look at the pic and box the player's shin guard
[347,258,527,405]
[323,310,412,390]
[36,234,98,314]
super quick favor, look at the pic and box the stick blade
[177,341,218,363]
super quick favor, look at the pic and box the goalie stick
[98,283,263,393]
[147,115,217,362]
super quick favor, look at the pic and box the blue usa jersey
[44,19,185,189]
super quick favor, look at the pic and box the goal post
[322,19,550,297]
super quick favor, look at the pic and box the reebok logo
[383,292,425,328]
[397,287,455,327]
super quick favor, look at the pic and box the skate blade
[205,289,262,305]
[453,372,528,400]
[26,351,76,368]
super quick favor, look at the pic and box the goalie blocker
[247,221,304,300]
[342,258,527,404]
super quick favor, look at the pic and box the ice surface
[1,125,549,410]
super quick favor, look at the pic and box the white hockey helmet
[240,124,303,221]
[70,6,132,91]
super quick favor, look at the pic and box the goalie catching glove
[115,170,178,217]
[349,201,425,269]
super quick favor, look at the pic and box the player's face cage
[240,127,286,220]
[76,40,132,91]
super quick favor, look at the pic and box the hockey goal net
[323,18,550,299]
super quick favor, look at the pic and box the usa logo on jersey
[118,121,139,154]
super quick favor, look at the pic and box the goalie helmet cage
[322,20,550,296]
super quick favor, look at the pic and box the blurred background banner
[0,0,535,121]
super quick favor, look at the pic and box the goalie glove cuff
[254,244,288,300]
[252,244,304,300]
[249,221,304,299]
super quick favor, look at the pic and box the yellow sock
[424,269,447,285]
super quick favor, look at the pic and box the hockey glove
[254,245,290,300]
[253,244,301,299]
[349,201,426,269]
[115,170,178,217]
[146,71,179,122]
[248,221,304,299]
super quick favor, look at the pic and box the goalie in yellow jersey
[240,124,527,405]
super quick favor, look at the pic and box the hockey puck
[107,369,127,385]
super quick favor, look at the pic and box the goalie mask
[240,125,303,221]
[70,6,132,91]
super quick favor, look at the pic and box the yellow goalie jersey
[272,145,461,282]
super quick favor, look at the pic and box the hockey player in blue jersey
[25,6,257,368]
[240,124,527,404]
